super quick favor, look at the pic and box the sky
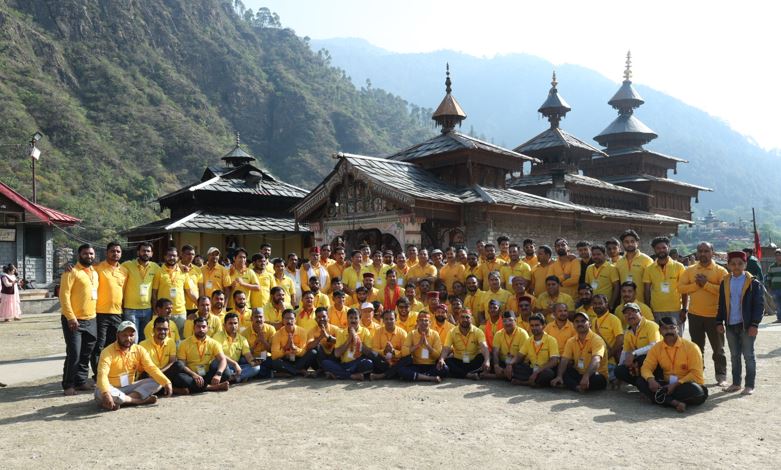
[246,0,781,150]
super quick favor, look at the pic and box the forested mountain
[312,38,781,218]
[0,1,432,241]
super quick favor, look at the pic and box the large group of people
[56,230,772,413]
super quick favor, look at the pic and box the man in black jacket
[717,251,764,396]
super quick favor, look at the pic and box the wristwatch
[214,370,223,377]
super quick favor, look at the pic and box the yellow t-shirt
[480,288,512,316]
[183,313,223,339]
[396,311,419,333]
[121,260,160,310]
[96,342,170,393]
[252,271,273,310]
[402,329,442,365]
[591,313,624,363]
[677,262,728,317]
[640,337,704,384]
[445,325,487,360]
[623,318,661,353]
[306,323,341,355]
[544,320,576,352]
[534,291,575,314]
[562,331,608,378]
[371,326,407,362]
[477,260,506,290]
[139,336,177,370]
[228,267,260,310]
[643,260,686,312]
[176,335,224,371]
[334,326,373,362]
[59,265,98,321]
[212,331,251,362]
[500,261,532,294]
[431,319,455,344]
[523,255,539,269]
[263,301,292,326]
[438,262,466,295]
[180,264,203,311]
[152,265,190,315]
[493,326,530,362]
[518,333,560,368]
[270,326,307,360]
[361,263,391,290]
[327,304,350,329]
[271,275,296,305]
[95,261,128,314]
[295,307,318,332]
[614,301,655,329]
[529,263,550,296]
[201,263,231,298]
[585,262,620,299]
[549,258,581,297]
[615,252,653,303]
[408,263,437,283]
[341,265,364,292]
[242,323,277,357]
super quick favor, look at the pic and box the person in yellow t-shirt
[638,316,708,412]
[139,316,179,380]
[361,250,390,291]
[496,236,511,264]
[534,276,575,320]
[179,244,204,315]
[605,238,622,265]
[358,301,381,336]
[368,309,408,380]
[408,249,437,286]
[152,246,196,334]
[327,290,350,329]
[406,245,419,269]
[479,272,512,323]
[643,237,687,335]
[121,242,160,338]
[264,286,293,329]
[614,303,660,387]
[60,243,99,395]
[510,313,560,387]
[251,253,273,309]
[202,247,232,300]
[465,252,483,288]
[271,258,296,305]
[490,311,530,381]
[183,296,223,339]
[303,307,340,371]
[544,303,577,352]
[143,298,181,343]
[242,309,276,365]
[551,311,608,392]
[506,278,535,315]
[508,295,534,334]
[213,313,263,383]
[94,321,172,411]
[393,252,411,287]
[301,246,332,294]
[431,303,455,344]
[269,309,312,376]
[326,247,348,289]
[575,283,597,324]
[92,242,129,376]
[395,297,419,333]
[464,274,485,324]
[477,244,506,291]
[549,238,581,297]
[295,291,318,332]
[585,245,620,308]
[173,316,229,394]
[590,294,624,382]
[522,239,539,269]
[614,281,655,328]
[615,229,654,303]
[439,246,466,295]
[529,245,552,296]
[230,290,253,333]
[228,248,261,310]
[439,310,491,379]
[341,250,366,297]
[501,244,532,294]
[320,308,374,380]
[306,276,331,310]
[398,312,446,382]
[403,283,425,313]
[480,299,503,350]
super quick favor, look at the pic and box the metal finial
[623,50,632,81]
[235,131,240,147]
[445,63,452,94]
[551,70,558,89]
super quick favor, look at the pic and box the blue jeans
[321,357,374,379]
[771,289,781,321]
[725,325,757,388]
[123,308,152,343]
[227,358,271,382]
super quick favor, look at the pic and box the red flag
[752,208,762,260]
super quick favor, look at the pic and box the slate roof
[388,131,537,163]
[601,174,713,191]
[509,173,647,195]
[594,114,658,145]
[123,211,307,235]
[462,186,583,211]
[608,81,645,109]
[515,127,606,155]
[592,147,688,163]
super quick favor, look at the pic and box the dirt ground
[0,314,779,469]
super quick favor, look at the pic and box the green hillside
[0,1,432,242]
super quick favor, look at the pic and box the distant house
[123,135,311,260]
[0,181,80,287]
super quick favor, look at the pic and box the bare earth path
[1,314,779,469]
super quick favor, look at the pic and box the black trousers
[61,316,97,390]
[269,354,314,375]
[91,314,122,377]
[363,350,401,379]
[614,354,648,386]
[171,359,230,393]
[635,374,708,407]
[561,366,607,391]
[512,362,556,387]
[445,354,485,378]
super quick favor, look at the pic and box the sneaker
[741,387,754,395]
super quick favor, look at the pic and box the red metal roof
[0,181,81,226]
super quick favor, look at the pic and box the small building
[0,180,80,287]
[294,63,698,252]
[124,135,311,260]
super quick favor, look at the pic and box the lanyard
[533,338,545,357]
[664,344,678,369]
[165,265,179,285]
[577,337,590,355]
[460,330,472,352]
[119,347,133,375]
[154,342,166,365]
[503,329,516,352]
[196,339,207,361]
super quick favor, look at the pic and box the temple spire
[221,130,256,167]
[623,50,632,82]
[431,63,467,133]
[538,70,571,129]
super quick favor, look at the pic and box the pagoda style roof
[594,114,658,147]
[389,131,538,163]
[122,211,306,236]
[600,174,713,192]
[516,127,606,156]
[509,173,648,195]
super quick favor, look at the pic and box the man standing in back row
[122,242,160,342]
